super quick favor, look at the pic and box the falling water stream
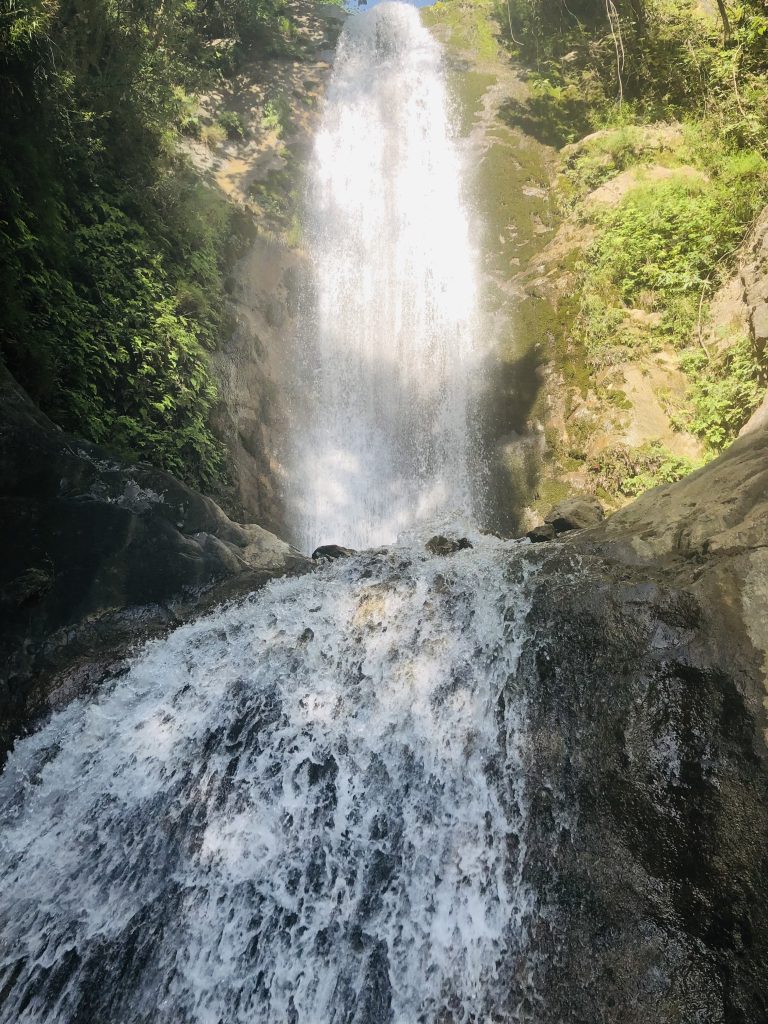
[288,3,481,551]
[0,7,544,1023]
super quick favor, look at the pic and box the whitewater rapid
[0,536,537,1024]
[288,3,482,551]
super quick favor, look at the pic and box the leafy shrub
[218,110,248,140]
[682,337,765,450]
[575,291,641,368]
[591,440,702,497]
[575,152,768,364]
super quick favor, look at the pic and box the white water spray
[288,3,481,551]
[0,537,536,1024]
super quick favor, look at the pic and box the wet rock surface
[544,495,605,533]
[1,358,768,1020]
[425,535,474,556]
[311,544,357,561]
[0,369,311,761]
[526,523,556,543]
[519,423,768,1023]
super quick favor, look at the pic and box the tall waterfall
[288,3,481,552]
[0,537,538,1024]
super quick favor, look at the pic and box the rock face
[526,522,556,543]
[740,206,768,360]
[517,422,768,1022]
[182,17,342,532]
[209,235,306,533]
[543,496,605,533]
[425,536,474,556]
[0,369,311,761]
[311,544,357,561]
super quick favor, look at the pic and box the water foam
[0,537,536,1023]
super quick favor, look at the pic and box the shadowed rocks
[425,536,474,556]
[0,367,311,763]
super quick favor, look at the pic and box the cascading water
[0,537,538,1024]
[288,3,481,551]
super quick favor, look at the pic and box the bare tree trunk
[715,0,732,45]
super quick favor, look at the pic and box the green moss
[422,0,499,61]
[531,477,575,516]
[448,68,497,137]
[476,129,554,272]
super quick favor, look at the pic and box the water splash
[0,537,536,1024]
[288,3,481,551]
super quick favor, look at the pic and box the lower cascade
[0,536,539,1024]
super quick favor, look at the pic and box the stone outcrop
[740,206,768,359]
[183,9,344,531]
[425,536,474,556]
[527,522,556,543]
[544,496,605,533]
[312,544,357,560]
[518,421,768,1023]
[0,368,311,761]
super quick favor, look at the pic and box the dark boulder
[425,536,473,556]
[519,423,768,1023]
[544,496,605,533]
[527,523,556,543]
[312,544,357,561]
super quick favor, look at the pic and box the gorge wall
[182,2,346,533]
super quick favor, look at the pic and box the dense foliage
[501,0,768,144]
[0,0,297,487]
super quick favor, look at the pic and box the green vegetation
[494,0,768,458]
[423,0,499,60]
[590,439,702,498]
[682,337,766,448]
[500,1,768,146]
[576,152,768,358]
[572,144,768,450]
[0,0,305,489]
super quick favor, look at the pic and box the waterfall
[0,536,537,1024]
[288,2,481,552]
[0,11,543,1023]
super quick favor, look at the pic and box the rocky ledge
[0,369,311,762]
[518,419,768,1023]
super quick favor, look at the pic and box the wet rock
[522,422,768,1024]
[425,536,473,556]
[527,523,556,544]
[312,544,357,561]
[1,564,54,607]
[544,496,605,533]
